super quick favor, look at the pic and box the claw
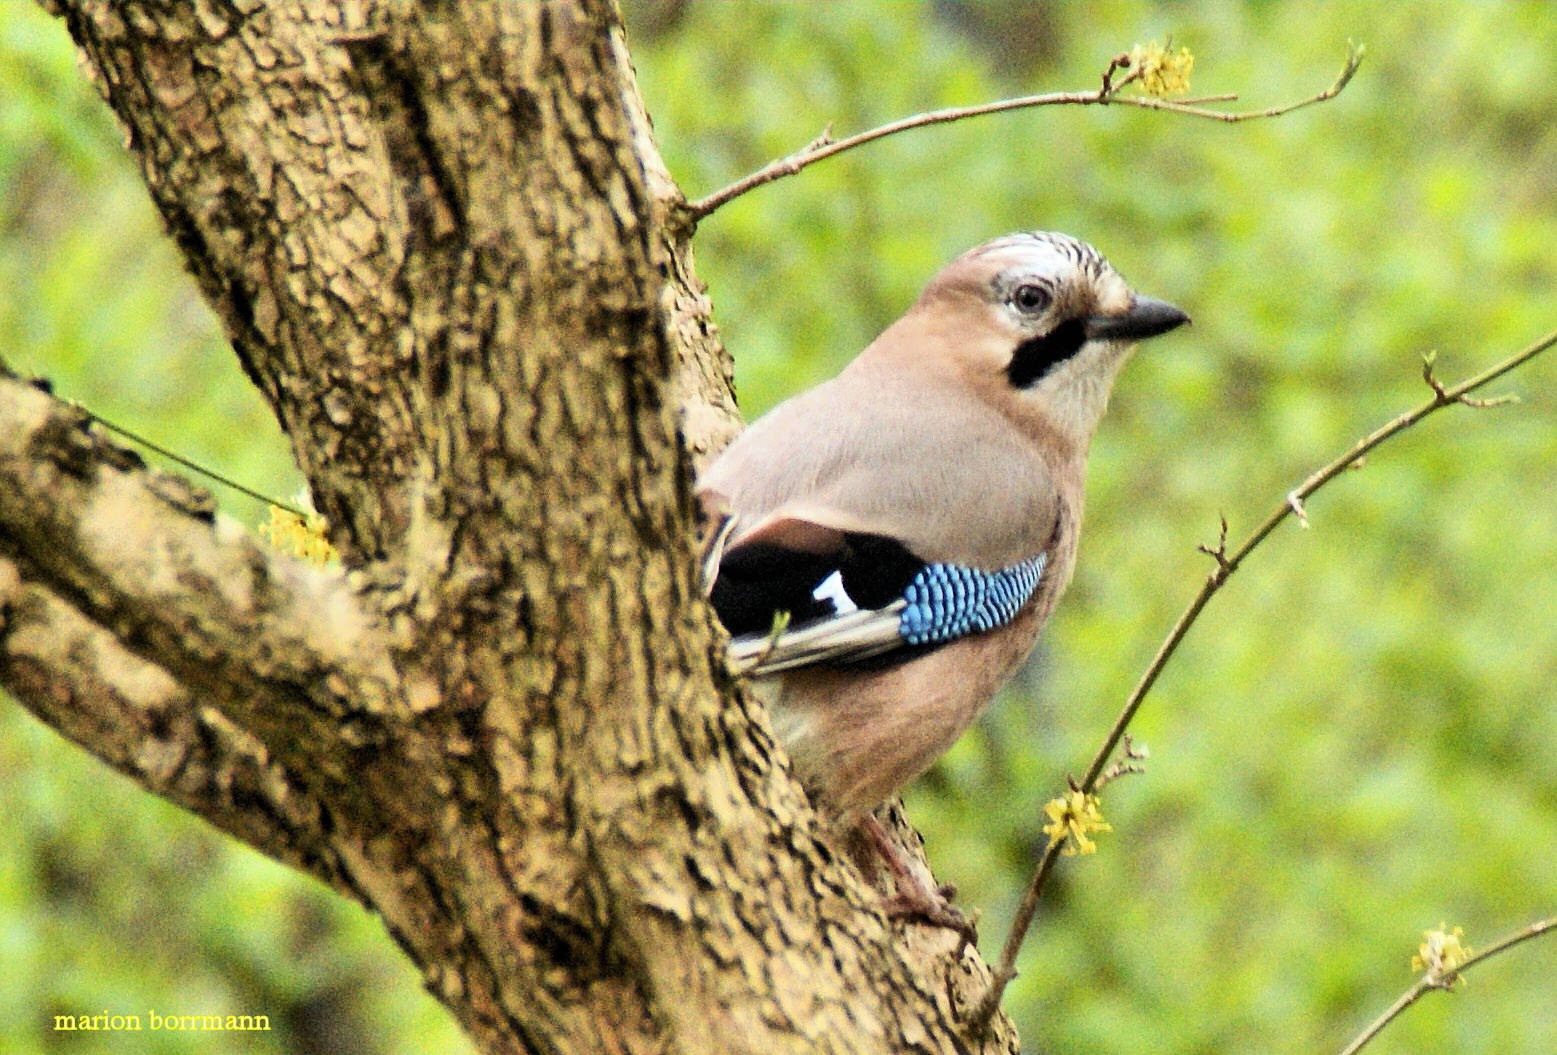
[858,812,978,953]
[882,888,979,951]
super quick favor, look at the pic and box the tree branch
[0,368,398,750]
[970,323,1557,1035]
[686,43,1364,222]
[1337,916,1557,1055]
[0,565,349,890]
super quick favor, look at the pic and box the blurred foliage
[3,3,1556,1054]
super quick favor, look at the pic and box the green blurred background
[2,3,1554,1053]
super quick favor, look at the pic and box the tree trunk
[0,3,1016,1053]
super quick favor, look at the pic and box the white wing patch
[810,570,859,615]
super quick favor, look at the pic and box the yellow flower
[1042,788,1112,857]
[1411,923,1471,987]
[1131,41,1195,98]
[259,505,338,566]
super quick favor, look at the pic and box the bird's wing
[699,370,1060,675]
[712,519,1050,676]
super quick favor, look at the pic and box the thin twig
[1170,93,1240,106]
[729,609,792,678]
[686,44,1364,222]
[1094,735,1148,790]
[1338,980,1432,1055]
[67,401,308,518]
[1098,52,1141,97]
[1337,916,1557,1055]
[967,324,1557,1036]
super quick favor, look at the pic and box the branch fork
[687,44,1366,222]
[1422,351,1519,409]
[1196,514,1233,577]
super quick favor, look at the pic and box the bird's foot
[858,812,978,951]
[882,882,979,950]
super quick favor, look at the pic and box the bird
[697,231,1188,929]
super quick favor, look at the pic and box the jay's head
[890,231,1188,450]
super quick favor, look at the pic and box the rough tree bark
[0,3,1018,1053]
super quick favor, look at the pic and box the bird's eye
[1012,284,1051,315]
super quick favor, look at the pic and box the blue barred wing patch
[724,547,1049,676]
[898,553,1047,646]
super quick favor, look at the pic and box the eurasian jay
[698,231,1187,926]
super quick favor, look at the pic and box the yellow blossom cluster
[1411,923,1472,986]
[1042,788,1111,857]
[1131,41,1194,98]
[258,505,337,566]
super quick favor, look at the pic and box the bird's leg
[857,812,978,949]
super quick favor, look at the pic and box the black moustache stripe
[1006,317,1086,388]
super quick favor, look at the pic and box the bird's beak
[1085,296,1190,342]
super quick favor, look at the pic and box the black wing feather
[709,531,927,637]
